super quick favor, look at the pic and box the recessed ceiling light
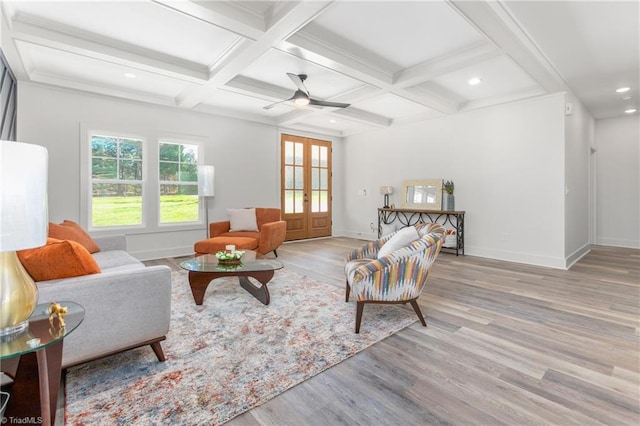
[624,108,637,114]
[623,96,632,100]
[329,119,337,123]
[616,87,630,93]
[124,72,136,79]
[468,77,482,86]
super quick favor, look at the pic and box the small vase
[443,194,455,211]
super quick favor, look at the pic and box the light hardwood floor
[148,238,639,425]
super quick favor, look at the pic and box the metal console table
[377,208,465,255]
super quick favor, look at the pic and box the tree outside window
[159,142,199,223]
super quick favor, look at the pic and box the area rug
[65,268,417,425]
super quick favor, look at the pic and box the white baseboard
[565,243,591,269]
[448,245,568,269]
[337,230,376,241]
[596,237,640,249]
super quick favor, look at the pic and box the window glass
[91,134,143,227]
[159,142,199,224]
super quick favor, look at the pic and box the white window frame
[81,128,148,232]
[81,126,209,234]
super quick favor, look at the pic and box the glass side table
[1,301,84,426]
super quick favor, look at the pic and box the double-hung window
[90,134,144,228]
[158,141,199,224]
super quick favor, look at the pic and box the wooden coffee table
[180,251,283,305]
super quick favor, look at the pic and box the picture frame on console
[401,179,443,210]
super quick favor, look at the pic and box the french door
[281,134,332,241]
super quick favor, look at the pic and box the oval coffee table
[180,251,283,306]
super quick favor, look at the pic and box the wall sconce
[198,165,214,237]
[379,186,393,208]
[1,141,48,338]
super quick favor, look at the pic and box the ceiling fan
[263,73,350,110]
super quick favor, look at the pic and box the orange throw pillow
[48,220,100,253]
[18,238,101,281]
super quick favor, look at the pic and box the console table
[377,208,465,255]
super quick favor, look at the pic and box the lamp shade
[0,141,48,252]
[198,165,215,197]
[380,186,394,195]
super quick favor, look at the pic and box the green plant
[443,180,455,195]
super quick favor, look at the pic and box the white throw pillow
[377,226,419,259]
[227,208,259,232]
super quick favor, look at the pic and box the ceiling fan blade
[308,98,350,108]
[263,97,292,110]
[287,73,309,95]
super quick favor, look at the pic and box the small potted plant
[443,180,455,211]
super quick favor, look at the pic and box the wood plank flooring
[147,239,639,425]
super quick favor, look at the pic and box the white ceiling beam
[29,71,179,107]
[278,29,393,87]
[152,0,265,40]
[331,108,392,127]
[459,85,546,112]
[11,16,209,83]
[175,0,334,109]
[273,108,323,126]
[193,103,279,127]
[275,105,390,128]
[449,0,566,93]
[391,88,458,115]
[224,75,294,101]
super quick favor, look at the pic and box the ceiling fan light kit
[264,73,350,110]
[293,90,310,106]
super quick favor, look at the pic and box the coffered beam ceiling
[2,1,635,136]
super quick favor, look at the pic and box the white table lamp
[0,141,48,338]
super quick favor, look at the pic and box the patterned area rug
[65,269,417,425]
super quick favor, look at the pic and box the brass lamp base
[0,251,38,338]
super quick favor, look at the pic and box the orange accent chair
[194,207,287,257]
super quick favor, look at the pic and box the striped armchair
[344,223,445,333]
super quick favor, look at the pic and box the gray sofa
[35,235,172,369]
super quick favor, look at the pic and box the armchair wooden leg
[345,281,351,302]
[355,301,364,334]
[410,300,427,327]
[273,249,278,257]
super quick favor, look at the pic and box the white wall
[595,115,640,248]
[339,94,567,268]
[16,83,325,259]
[564,93,595,266]
[19,81,621,267]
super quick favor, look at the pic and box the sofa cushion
[227,208,258,232]
[18,238,101,281]
[194,236,258,255]
[377,226,420,258]
[92,250,145,272]
[49,220,101,253]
